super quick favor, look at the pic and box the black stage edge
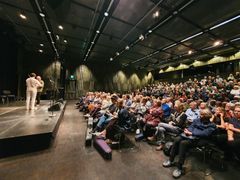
[0,101,66,158]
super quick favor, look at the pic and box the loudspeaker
[56,98,64,104]
[48,102,61,111]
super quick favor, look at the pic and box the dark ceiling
[0,0,240,71]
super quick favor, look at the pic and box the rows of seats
[75,72,240,178]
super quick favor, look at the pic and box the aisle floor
[0,101,239,180]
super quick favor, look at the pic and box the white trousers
[26,90,37,110]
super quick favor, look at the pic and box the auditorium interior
[0,0,240,179]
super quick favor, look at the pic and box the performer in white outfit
[26,73,43,110]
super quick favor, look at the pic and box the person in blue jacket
[162,108,216,178]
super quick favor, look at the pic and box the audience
[76,72,240,178]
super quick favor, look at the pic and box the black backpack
[163,141,173,156]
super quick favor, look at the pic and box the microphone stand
[49,78,56,117]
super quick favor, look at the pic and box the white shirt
[26,77,42,91]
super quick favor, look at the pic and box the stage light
[213,40,222,46]
[40,43,44,47]
[56,35,59,40]
[153,11,159,18]
[91,41,94,44]
[125,46,130,50]
[104,12,109,17]
[96,30,100,34]
[148,30,152,33]
[110,57,113,61]
[188,50,192,55]
[47,31,51,34]
[139,34,144,41]
[58,25,63,30]
[39,13,45,17]
[51,41,55,44]
[64,39,67,43]
[19,13,27,20]
[38,49,43,53]
[116,52,120,56]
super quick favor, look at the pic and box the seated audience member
[225,105,240,158]
[224,102,235,122]
[185,101,200,123]
[92,95,118,132]
[148,103,187,150]
[161,98,171,122]
[124,94,132,109]
[199,102,207,110]
[137,100,162,138]
[230,85,240,100]
[162,109,216,178]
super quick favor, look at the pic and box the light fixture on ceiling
[230,37,240,42]
[91,41,94,44]
[58,25,63,30]
[96,30,100,34]
[104,12,109,17]
[116,52,120,56]
[39,13,45,17]
[64,39,67,43]
[188,50,192,55]
[38,49,43,53]
[148,30,152,33]
[47,31,51,34]
[125,45,130,50]
[56,35,59,40]
[110,57,113,61]
[139,34,144,41]
[152,11,159,18]
[51,41,55,44]
[210,15,240,30]
[213,40,222,46]
[40,43,44,47]
[19,13,27,20]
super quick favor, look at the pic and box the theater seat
[1,90,15,104]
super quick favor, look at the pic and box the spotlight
[96,30,100,34]
[148,30,152,33]
[104,12,109,17]
[64,39,67,43]
[39,13,45,17]
[91,41,94,44]
[51,41,55,44]
[188,50,192,55]
[116,52,120,56]
[38,49,43,53]
[139,34,144,41]
[125,46,130,50]
[47,31,51,34]
[110,57,113,61]
[19,13,27,20]
[56,35,59,40]
[40,43,44,47]
[152,11,159,18]
[58,25,63,30]
[213,40,222,46]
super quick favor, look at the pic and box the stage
[0,100,66,157]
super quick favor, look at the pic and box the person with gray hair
[26,73,43,110]
[162,108,216,178]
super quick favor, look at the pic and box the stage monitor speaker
[56,98,64,104]
[48,102,61,111]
